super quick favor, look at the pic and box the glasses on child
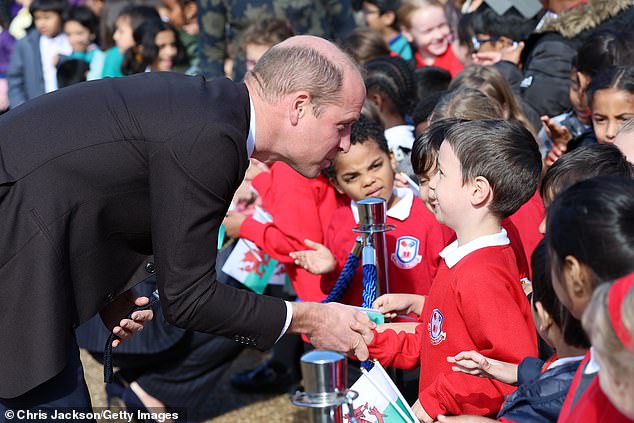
[470,35,518,53]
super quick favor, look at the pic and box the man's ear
[289,91,310,126]
[469,175,492,207]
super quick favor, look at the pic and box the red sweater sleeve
[367,324,424,370]
[419,264,537,418]
[238,163,336,263]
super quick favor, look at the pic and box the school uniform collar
[549,355,585,370]
[585,347,600,375]
[351,187,414,223]
[246,95,256,158]
[439,228,510,268]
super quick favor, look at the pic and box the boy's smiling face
[332,139,395,205]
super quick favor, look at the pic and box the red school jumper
[368,232,538,419]
[414,44,463,77]
[321,188,453,305]
[238,161,345,301]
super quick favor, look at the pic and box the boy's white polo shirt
[439,229,510,269]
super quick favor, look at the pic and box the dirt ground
[81,348,309,422]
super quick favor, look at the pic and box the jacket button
[145,262,156,273]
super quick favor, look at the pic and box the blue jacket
[497,356,582,423]
[7,29,44,108]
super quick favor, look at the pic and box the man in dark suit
[0,35,372,411]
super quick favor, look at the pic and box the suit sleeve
[419,267,537,418]
[149,122,286,350]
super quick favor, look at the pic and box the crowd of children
[1,0,634,421]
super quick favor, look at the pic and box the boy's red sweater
[322,194,453,304]
[238,162,344,301]
[368,244,538,418]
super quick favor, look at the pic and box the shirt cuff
[276,300,293,343]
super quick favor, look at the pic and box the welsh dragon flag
[343,362,419,423]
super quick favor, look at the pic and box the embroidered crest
[391,236,422,269]
[428,308,446,345]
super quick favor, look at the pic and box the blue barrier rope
[322,253,361,303]
[361,262,378,371]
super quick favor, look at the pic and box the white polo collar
[439,228,510,268]
[246,95,256,158]
[351,187,414,223]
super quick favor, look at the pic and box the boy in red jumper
[290,115,452,306]
[362,119,541,422]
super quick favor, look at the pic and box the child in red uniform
[291,115,451,306]
[362,119,541,422]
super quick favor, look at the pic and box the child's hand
[541,115,572,147]
[289,239,336,274]
[373,293,425,318]
[223,210,246,239]
[446,351,518,386]
[412,399,433,423]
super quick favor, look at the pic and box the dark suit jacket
[0,72,286,398]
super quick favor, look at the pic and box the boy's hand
[373,293,426,319]
[446,351,518,386]
[223,210,246,239]
[412,400,433,423]
[289,239,336,274]
[541,115,572,147]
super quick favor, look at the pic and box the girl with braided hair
[364,54,417,179]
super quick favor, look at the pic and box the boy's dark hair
[323,115,388,179]
[63,6,98,36]
[531,239,590,349]
[411,91,444,127]
[365,0,401,30]
[445,119,541,218]
[456,11,475,52]
[414,66,451,101]
[547,176,634,288]
[587,66,634,109]
[340,28,391,65]
[411,117,463,177]
[541,144,634,203]
[575,30,634,79]
[30,0,68,16]
[56,58,89,88]
[470,3,538,42]
[364,55,417,117]
[240,17,294,50]
[117,4,161,34]
[122,20,185,75]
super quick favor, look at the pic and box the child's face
[113,16,135,53]
[569,68,590,123]
[332,140,395,205]
[592,88,634,144]
[33,10,62,38]
[417,165,436,214]
[152,29,178,71]
[362,2,385,32]
[427,141,470,227]
[614,129,634,164]
[64,20,93,52]
[403,6,450,58]
[245,43,271,72]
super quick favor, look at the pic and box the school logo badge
[391,236,422,269]
[428,308,446,345]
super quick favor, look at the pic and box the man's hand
[223,210,246,239]
[446,350,518,386]
[289,302,376,360]
[100,291,154,348]
[373,293,426,319]
[289,239,337,275]
[411,399,433,423]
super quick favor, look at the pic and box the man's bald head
[246,35,363,117]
